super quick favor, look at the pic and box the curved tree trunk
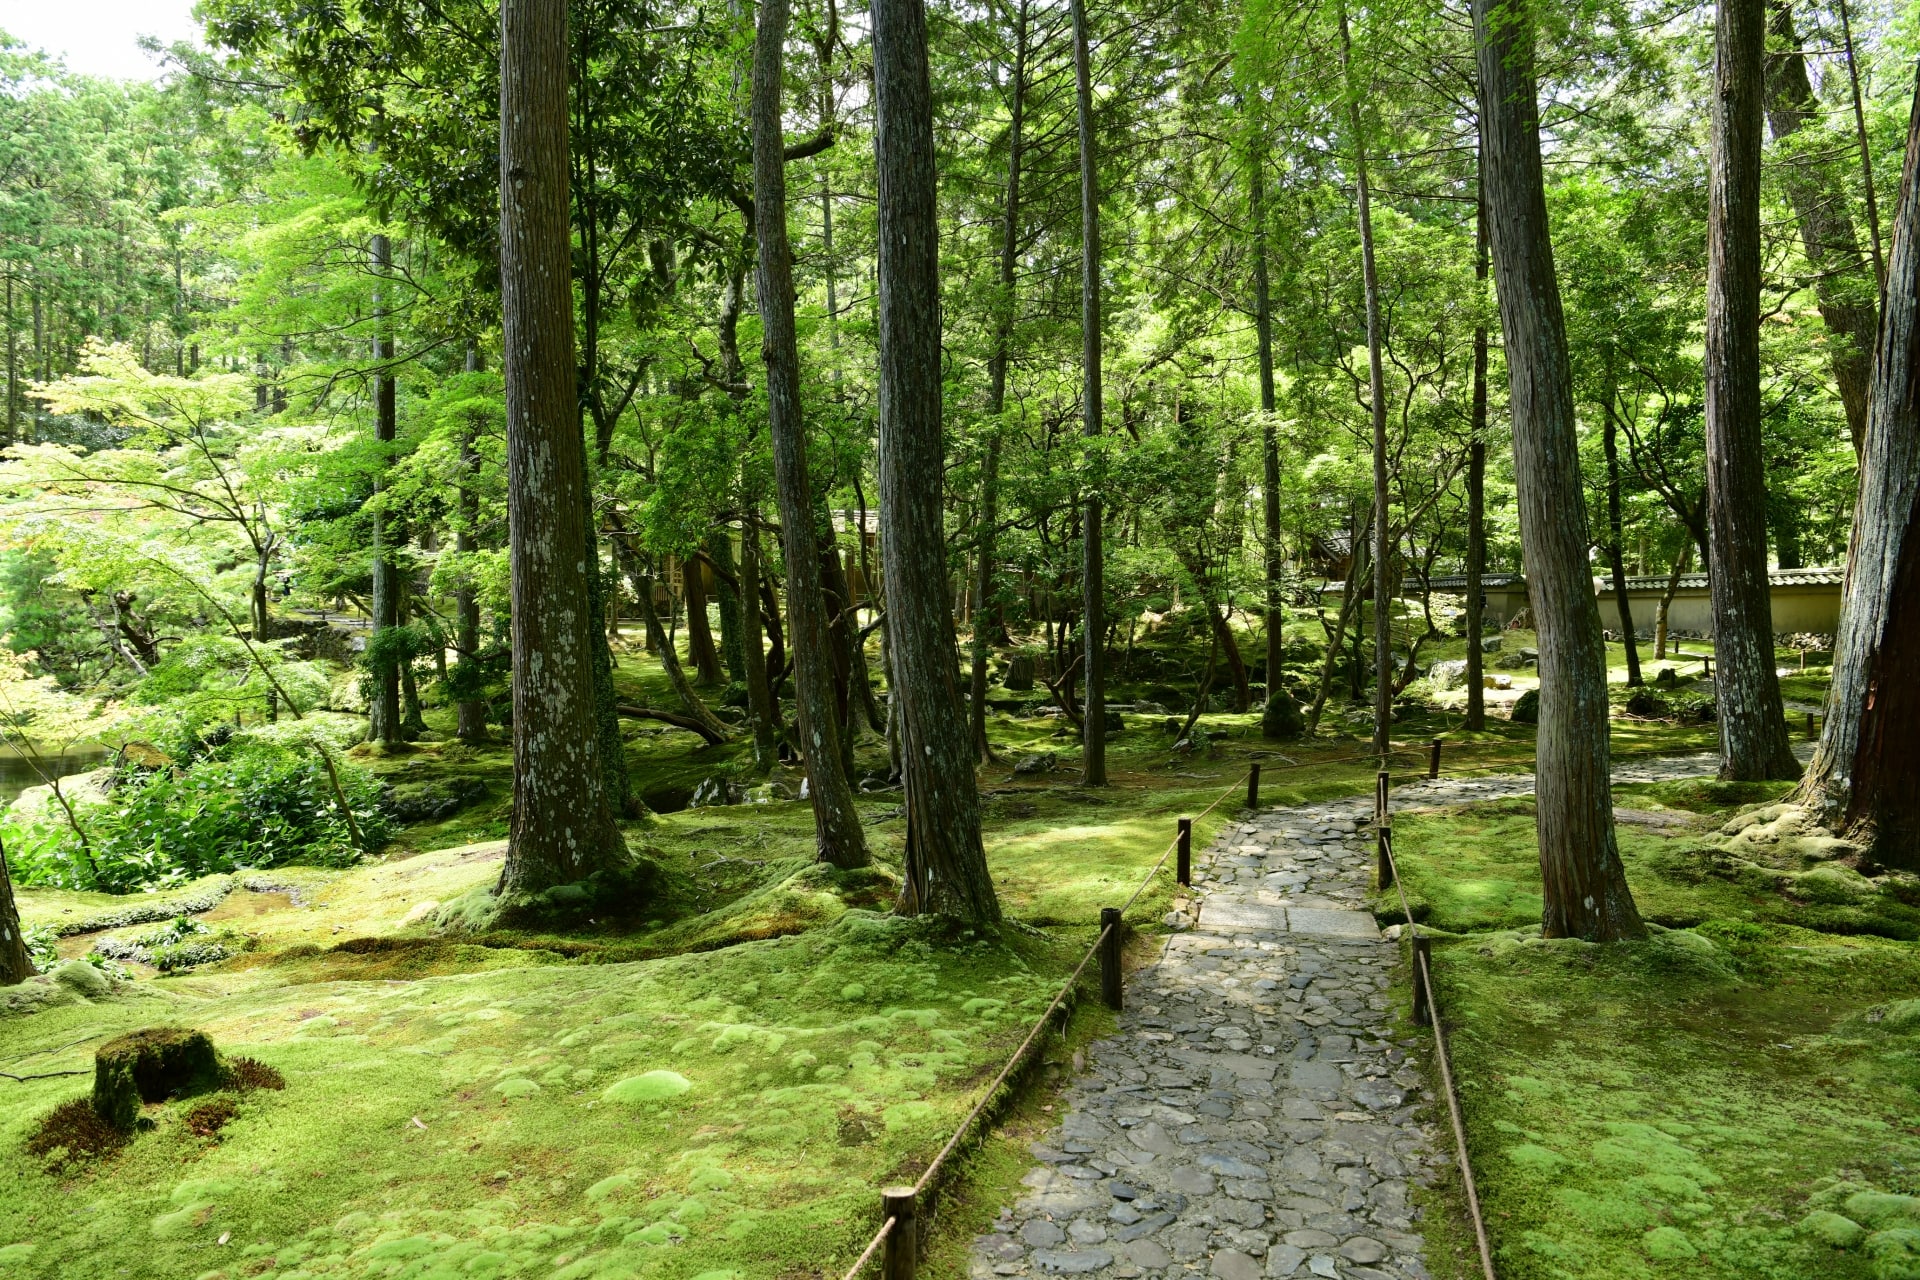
[752,0,869,868]
[1798,64,1920,867]
[495,0,628,897]
[738,512,780,771]
[1474,0,1645,941]
[872,0,1000,925]
[1705,0,1800,781]
[1764,0,1878,453]
[1070,0,1106,787]
[683,555,724,686]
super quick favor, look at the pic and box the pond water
[0,748,110,808]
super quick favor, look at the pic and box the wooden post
[1428,737,1442,779]
[1099,907,1122,1009]
[882,1187,917,1280]
[1411,932,1432,1026]
[1176,818,1192,886]
[1377,820,1394,891]
[1246,763,1261,810]
[1375,769,1388,824]
[1799,648,1807,671]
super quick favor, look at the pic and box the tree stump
[92,1027,225,1131]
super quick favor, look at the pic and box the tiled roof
[1420,567,1843,593]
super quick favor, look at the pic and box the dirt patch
[184,1097,239,1137]
[202,889,298,922]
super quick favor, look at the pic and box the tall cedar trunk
[872,0,1001,924]
[707,531,745,681]
[1339,2,1393,758]
[1603,404,1643,685]
[399,575,428,736]
[1655,546,1689,660]
[1474,0,1646,940]
[1070,0,1106,786]
[0,835,33,985]
[683,555,724,685]
[585,524,633,814]
[1253,125,1285,701]
[1705,0,1800,781]
[738,513,780,770]
[1764,0,1877,453]
[752,0,870,868]
[5,275,15,449]
[495,0,627,897]
[455,341,489,742]
[1466,159,1489,731]
[971,0,1029,762]
[368,232,402,745]
[1799,66,1920,865]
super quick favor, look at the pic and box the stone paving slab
[969,750,1766,1280]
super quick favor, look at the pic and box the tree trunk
[1070,0,1106,787]
[971,0,1028,762]
[1466,153,1489,732]
[1474,0,1645,941]
[1253,120,1285,704]
[1705,0,1800,781]
[1654,546,1689,661]
[683,553,725,686]
[495,0,627,898]
[1339,1,1393,758]
[752,0,869,868]
[738,513,780,771]
[1798,65,1920,865]
[610,522,734,741]
[455,341,489,743]
[368,231,402,746]
[872,0,1000,925]
[1764,0,1878,453]
[707,530,745,682]
[0,834,34,986]
[1603,404,1643,686]
[4,275,15,450]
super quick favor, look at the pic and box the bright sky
[0,0,203,81]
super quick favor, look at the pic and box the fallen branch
[615,704,729,746]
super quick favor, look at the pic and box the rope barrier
[838,1214,896,1280]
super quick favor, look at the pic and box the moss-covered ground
[3,626,1587,1280]
[1390,690,1920,1280]
[3,618,1840,1280]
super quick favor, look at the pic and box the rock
[1518,647,1539,662]
[689,776,742,808]
[1004,654,1036,691]
[1124,1240,1172,1269]
[1479,636,1502,653]
[1021,1220,1066,1248]
[1509,689,1540,724]
[1340,1237,1389,1263]
[1427,660,1467,690]
[1032,1249,1113,1274]
[1211,1250,1262,1280]
[1483,673,1512,690]
[1014,753,1057,776]
[1266,1244,1307,1276]
[93,1027,226,1131]
[1134,701,1170,716]
[1163,910,1192,931]
[1655,666,1678,686]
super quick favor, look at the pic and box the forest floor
[2,627,1889,1280]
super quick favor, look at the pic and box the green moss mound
[1261,693,1306,740]
[603,1071,693,1105]
[1510,688,1540,723]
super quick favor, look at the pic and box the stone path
[968,749,1769,1280]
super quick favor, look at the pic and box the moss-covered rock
[1799,1210,1868,1249]
[92,1027,225,1131]
[1868,1228,1920,1279]
[1510,688,1539,724]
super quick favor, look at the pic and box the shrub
[3,745,388,893]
